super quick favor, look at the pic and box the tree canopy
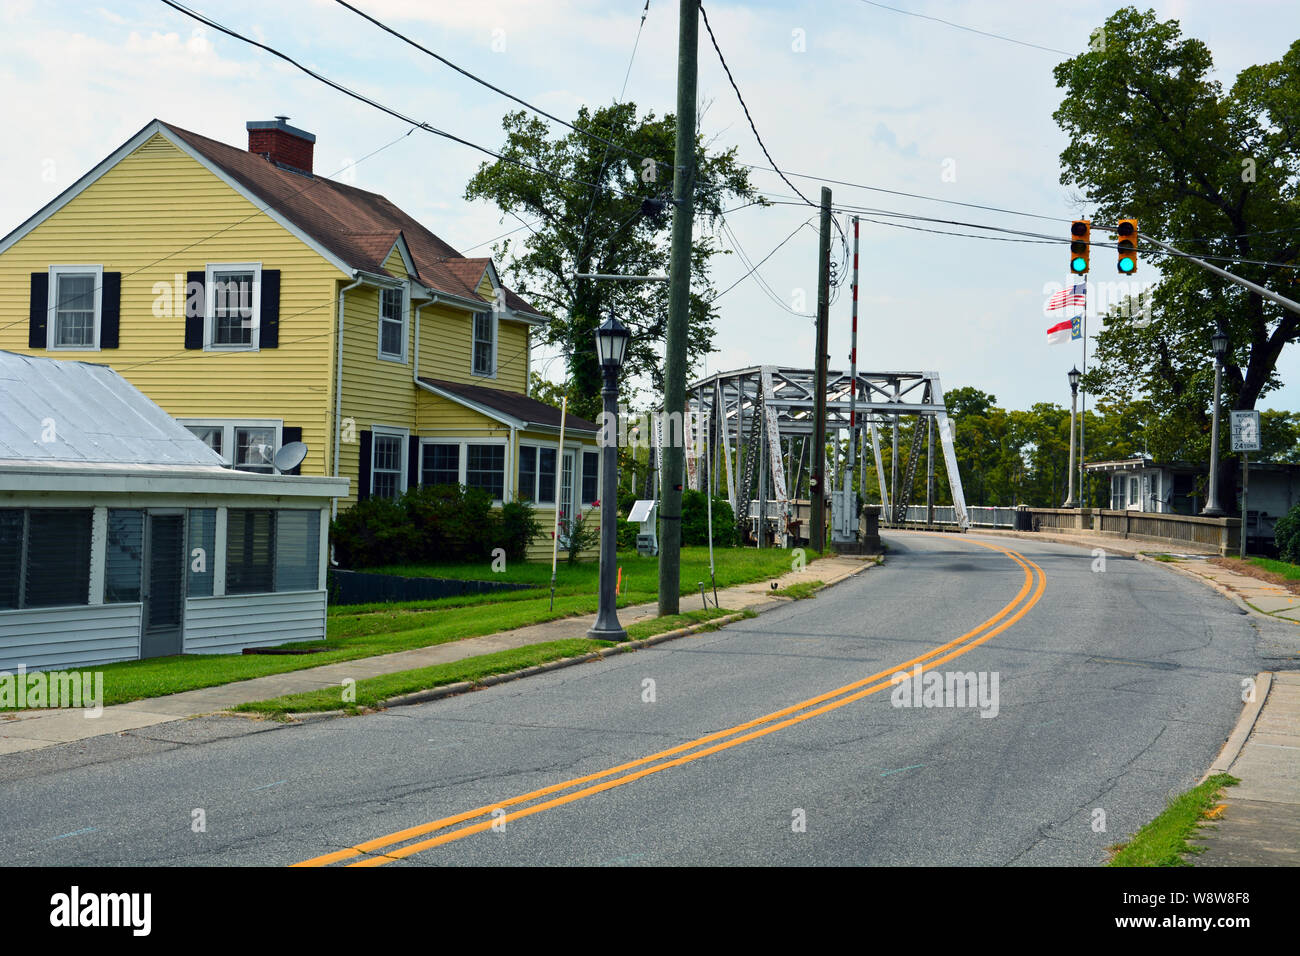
[467,103,761,420]
[1053,6,1300,454]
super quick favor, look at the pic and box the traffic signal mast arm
[1142,233,1300,318]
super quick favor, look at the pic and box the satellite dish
[273,441,308,473]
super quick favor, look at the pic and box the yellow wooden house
[0,117,601,560]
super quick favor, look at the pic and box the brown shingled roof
[161,122,542,317]
[419,377,599,433]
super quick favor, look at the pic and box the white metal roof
[0,350,229,467]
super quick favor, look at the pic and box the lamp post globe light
[1203,326,1229,517]
[587,315,631,642]
[1063,366,1081,509]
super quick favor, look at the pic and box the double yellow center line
[294,536,1045,867]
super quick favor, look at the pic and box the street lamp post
[1203,326,1229,517]
[1064,366,1080,508]
[588,315,631,642]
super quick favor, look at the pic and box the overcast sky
[4,0,1298,413]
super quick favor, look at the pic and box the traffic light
[1117,218,1138,274]
[1070,219,1090,274]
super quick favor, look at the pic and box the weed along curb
[381,611,752,709]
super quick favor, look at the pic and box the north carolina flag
[1047,318,1073,345]
[1071,315,1083,341]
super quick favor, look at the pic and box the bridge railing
[899,505,1015,528]
[895,504,1238,554]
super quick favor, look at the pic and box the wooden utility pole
[811,187,831,552]
[657,0,698,615]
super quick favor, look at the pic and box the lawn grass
[234,606,737,718]
[4,547,808,712]
[1250,556,1300,580]
[232,639,614,717]
[1107,773,1239,867]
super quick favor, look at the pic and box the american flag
[1048,283,1087,311]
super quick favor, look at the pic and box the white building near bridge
[0,351,346,671]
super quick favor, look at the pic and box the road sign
[1231,410,1261,452]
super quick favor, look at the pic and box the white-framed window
[371,425,408,501]
[48,264,103,351]
[420,442,460,487]
[378,284,407,362]
[205,262,261,350]
[179,418,282,473]
[418,437,508,503]
[518,441,598,510]
[581,450,600,504]
[472,311,496,377]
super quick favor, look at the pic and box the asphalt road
[1,532,1292,866]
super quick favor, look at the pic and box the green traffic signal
[1072,256,1088,273]
[1118,256,1136,273]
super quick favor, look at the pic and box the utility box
[628,499,658,556]
[831,489,858,543]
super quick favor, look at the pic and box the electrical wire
[855,0,1072,56]
[333,0,659,170]
[698,1,814,209]
[711,215,814,301]
[157,0,646,202]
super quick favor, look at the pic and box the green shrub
[617,519,639,551]
[330,495,417,569]
[1275,502,1300,563]
[330,484,540,569]
[561,508,602,564]
[681,490,740,546]
[497,499,541,563]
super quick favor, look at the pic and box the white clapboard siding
[0,604,142,672]
[183,591,327,654]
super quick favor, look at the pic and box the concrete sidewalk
[0,553,876,757]
[976,527,1300,625]
[1192,671,1300,866]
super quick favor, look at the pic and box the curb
[380,610,752,709]
[267,557,879,719]
[1135,553,1297,625]
[1201,671,1272,783]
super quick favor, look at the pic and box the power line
[718,215,813,316]
[711,215,815,301]
[698,1,815,209]
[855,0,1072,56]
[741,163,1068,223]
[333,0,657,170]
[157,0,645,201]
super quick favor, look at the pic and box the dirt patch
[1209,557,1300,594]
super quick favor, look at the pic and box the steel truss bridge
[684,366,970,538]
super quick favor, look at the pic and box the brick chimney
[246,116,315,174]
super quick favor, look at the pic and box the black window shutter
[408,436,421,489]
[100,272,121,349]
[258,269,281,348]
[184,270,205,349]
[28,273,48,349]
[281,426,303,475]
[357,431,372,502]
